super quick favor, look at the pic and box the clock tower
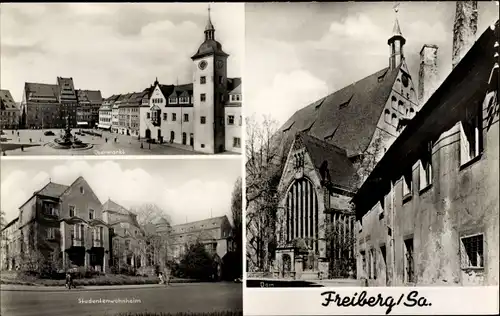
[191,6,229,154]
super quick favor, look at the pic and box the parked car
[44,131,55,136]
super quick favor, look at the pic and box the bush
[177,242,216,281]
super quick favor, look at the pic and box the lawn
[0,272,202,287]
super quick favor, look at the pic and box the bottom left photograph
[0,158,243,316]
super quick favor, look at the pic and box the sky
[245,2,499,126]
[0,3,244,102]
[0,158,241,225]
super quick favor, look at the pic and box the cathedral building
[267,14,421,279]
[139,10,242,154]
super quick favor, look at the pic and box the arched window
[285,178,319,254]
[392,113,398,126]
[391,96,397,110]
[398,100,405,113]
[384,109,391,123]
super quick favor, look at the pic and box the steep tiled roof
[102,199,131,215]
[297,133,357,190]
[227,78,242,92]
[25,82,58,100]
[280,66,401,157]
[229,84,241,95]
[0,90,18,109]
[35,182,69,199]
[171,215,228,234]
[78,90,103,104]
[191,39,228,60]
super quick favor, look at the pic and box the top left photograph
[0,3,243,156]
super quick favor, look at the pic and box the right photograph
[245,1,499,287]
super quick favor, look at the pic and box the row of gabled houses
[0,176,237,279]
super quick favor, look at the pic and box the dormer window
[169,97,177,104]
[179,97,189,104]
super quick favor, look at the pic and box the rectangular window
[172,113,177,121]
[239,116,242,126]
[69,205,75,217]
[47,228,55,239]
[228,115,234,125]
[402,170,412,198]
[201,116,206,124]
[360,251,366,276]
[460,112,482,166]
[404,238,415,283]
[233,137,241,148]
[219,76,223,84]
[89,209,94,220]
[163,113,167,121]
[371,248,377,279]
[146,112,150,119]
[200,76,206,84]
[220,94,224,102]
[200,94,206,102]
[184,114,189,122]
[419,142,433,191]
[460,233,484,269]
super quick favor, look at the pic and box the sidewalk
[0,283,186,292]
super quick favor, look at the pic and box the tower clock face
[198,60,208,70]
[216,60,224,69]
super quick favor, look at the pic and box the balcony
[72,238,83,247]
[93,239,103,248]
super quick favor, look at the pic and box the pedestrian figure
[17,131,19,136]
[2,151,6,156]
[148,142,151,150]
[21,145,24,151]
[140,142,143,149]
[105,138,108,143]
[29,138,32,143]
[18,137,20,142]
[158,272,164,285]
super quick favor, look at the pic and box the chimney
[418,44,439,105]
[452,1,478,69]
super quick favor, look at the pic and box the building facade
[98,95,118,130]
[16,177,111,272]
[138,11,242,154]
[0,90,20,129]
[352,11,499,286]
[21,77,101,129]
[225,79,242,153]
[0,218,20,271]
[169,215,235,280]
[76,89,103,128]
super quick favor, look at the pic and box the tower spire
[388,2,406,69]
[204,4,215,41]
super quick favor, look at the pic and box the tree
[178,242,215,281]
[129,203,172,271]
[0,210,6,231]
[245,114,293,272]
[230,177,243,276]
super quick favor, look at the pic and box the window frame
[228,115,235,125]
[201,116,206,124]
[419,141,433,193]
[460,232,485,270]
[200,94,206,102]
[200,76,206,84]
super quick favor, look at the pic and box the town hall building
[139,10,242,154]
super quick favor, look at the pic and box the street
[0,129,231,156]
[0,282,242,316]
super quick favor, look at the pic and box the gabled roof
[0,90,18,110]
[77,90,102,104]
[35,181,70,199]
[25,82,58,100]
[171,215,229,234]
[227,78,242,92]
[279,66,401,157]
[296,133,357,191]
[102,198,131,215]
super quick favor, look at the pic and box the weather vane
[393,2,400,14]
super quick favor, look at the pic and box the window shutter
[459,122,470,164]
